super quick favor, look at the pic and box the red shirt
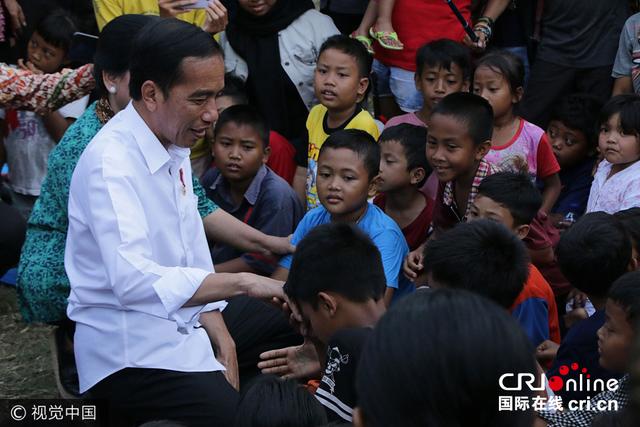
[374,0,472,71]
[373,192,434,251]
[266,131,296,186]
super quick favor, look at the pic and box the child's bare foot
[257,340,322,380]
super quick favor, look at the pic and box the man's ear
[514,224,530,240]
[140,80,163,113]
[317,291,338,317]
[262,146,271,164]
[475,140,492,161]
[410,167,426,186]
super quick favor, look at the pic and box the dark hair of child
[355,289,535,427]
[214,104,270,147]
[378,123,431,186]
[34,9,77,53]
[423,219,529,308]
[475,49,524,96]
[234,375,327,427]
[608,271,640,329]
[614,208,640,251]
[431,92,494,146]
[549,94,604,150]
[129,19,222,100]
[318,34,373,79]
[319,129,380,181]
[221,73,249,105]
[415,38,472,81]
[556,212,632,298]
[284,222,386,308]
[477,171,543,226]
[599,94,640,136]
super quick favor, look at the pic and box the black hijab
[226,0,314,139]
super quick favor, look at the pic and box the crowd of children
[2,1,640,426]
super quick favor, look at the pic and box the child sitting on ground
[587,94,640,214]
[615,208,640,264]
[385,39,471,129]
[467,172,561,347]
[201,105,303,275]
[1,11,87,218]
[537,271,640,426]
[280,222,387,423]
[216,74,298,186]
[547,94,603,225]
[373,124,433,250]
[536,213,636,402]
[293,35,379,209]
[474,50,561,214]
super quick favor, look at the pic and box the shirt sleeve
[619,175,640,211]
[193,174,218,218]
[612,17,635,78]
[511,298,550,348]
[371,229,406,289]
[536,133,561,179]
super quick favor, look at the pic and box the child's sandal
[369,27,404,51]
[350,32,375,55]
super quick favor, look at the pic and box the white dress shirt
[65,102,225,393]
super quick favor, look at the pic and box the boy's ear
[410,167,426,186]
[514,224,530,240]
[513,86,524,104]
[356,77,369,103]
[262,145,271,164]
[317,292,338,317]
[368,174,379,198]
[475,140,492,161]
[140,81,163,113]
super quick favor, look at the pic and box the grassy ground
[0,285,58,398]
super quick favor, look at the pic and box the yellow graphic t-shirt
[93,0,206,31]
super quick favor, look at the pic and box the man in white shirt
[65,18,284,426]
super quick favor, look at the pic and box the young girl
[473,50,561,214]
[586,94,640,214]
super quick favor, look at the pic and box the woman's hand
[4,0,26,38]
[202,0,228,34]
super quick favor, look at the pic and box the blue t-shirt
[279,204,414,301]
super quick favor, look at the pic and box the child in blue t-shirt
[273,129,413,306]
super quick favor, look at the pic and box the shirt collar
[442,158,498,221]
[125,102,172,174]
[210,165,268,207]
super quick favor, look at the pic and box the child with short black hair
[474,50,561,214]
[234,375,328,427]
[537,213,635,403]
[216,73,250,113]
[202,105,304,275]
[469,172,561,347]
[615,208,640,263]
[537,271,640,426]
[1,10,86,218]
[279,222,387,423]
[385,39,471,129]
[373,124,433,250]
[295,34,379,209]
[587,94,640,214]
[547,94,603,224]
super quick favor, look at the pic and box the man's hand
[199,310,239,390]
[403,244,425,280]
[202,0,228,34]
[217,338,239,390]
[158,0,199,17]
[17,59,43,74]
[264,234,295,256]
[4,0,26,38]
[257,340,322,380]
[536,340,560,364]
[240,273,286,300]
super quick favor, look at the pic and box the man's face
[154,55,225,149]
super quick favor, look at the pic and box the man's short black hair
[379,124,431,186]
[129,18,223,100]
[318,34,373,79]
[416,38,472,81]
[614,207,640,251]
[219,73,248,105]
[549,94,603,150]
[284,223,386,308]
[431,92,494,146]
[423,219,529,308]
[319,129,380,182]
[608,271,640,331]
[557,212,632,298]
[34,9,77,53]
[477,172,542,226]
[214,104,269,148]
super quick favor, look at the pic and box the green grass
[0,285,58,398]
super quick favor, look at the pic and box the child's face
[212,122,269,184]
[317,147,372,222]
[297,300,334,345]
[547,120,592,169]
[314,48,368,113]
[238,0,276,16]
[377,140,415,193]
[597,299,634,373]
[426,113,490,183]
[468,194,529,239]
[27,31,66,74]
[473,65,521,121]
[415,64,469,110]
[599,113,640,166]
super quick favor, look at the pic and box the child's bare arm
[613,76,633,96]
[42,111,73,143]
[271,266,289,282]
[540,173,561,214]
[383,287,394,307]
